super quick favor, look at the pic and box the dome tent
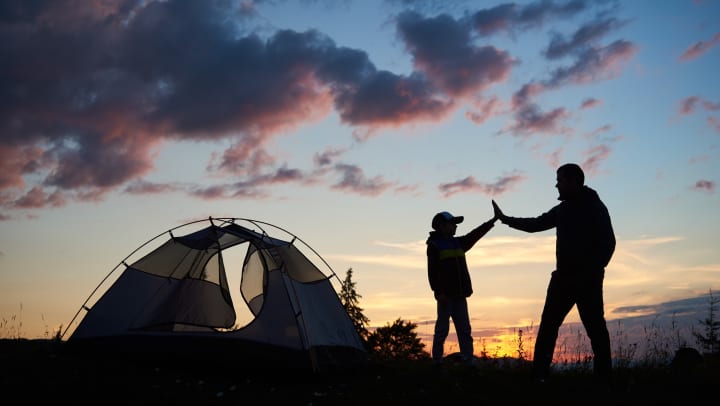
[63,217,367,372]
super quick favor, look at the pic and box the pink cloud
[679,96,701,115]
[466,96,502,125]
[208,142,276,177]
[0,146,45,189]
[679,32,720,61]
[708,117,720,134]
[693,180,715,193]
[0,0,650,211]
[702,100,720,111]
[13,187,66,209]
[547,40,638,86]
[330,164,395,197]
[585,125,612,139]
[581,144,612,175]
[511,83,546,110]
[581,98,602,109]
[124,181,183,195]
[438,172,526,198]
[504,105,571,136]
[471,1,588,37]
[314,147,346,167]
[678,96,720,133]
[397,11,515,98]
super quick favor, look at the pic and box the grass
[0,338,717,404]
[2,291,718,403]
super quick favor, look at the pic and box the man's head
[556,163,584,200]
[432,211,464,233]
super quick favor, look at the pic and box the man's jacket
[502,186,615,273]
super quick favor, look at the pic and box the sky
[1,0,719,357]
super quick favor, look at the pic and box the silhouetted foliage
[339,268,370,345]
[693,289,720,355]
[366,318,430,361]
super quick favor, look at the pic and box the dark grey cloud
[544,17,625,59]
[544,39,637,87]
[613,293,715,320]
[0,0,637,214]
[0,0,433,211]
[497,6,634,141]
[503,103,571,136]
[438,171,526,197]
[471,0,588,36]
[313,147,346,167]
[331,163,396,196]
[693,180,715,193]
[396,11,514,97]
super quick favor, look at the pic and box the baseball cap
[432,211,464,230]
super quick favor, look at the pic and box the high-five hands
[492,200,505,223]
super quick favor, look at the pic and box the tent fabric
[65,218,367,371]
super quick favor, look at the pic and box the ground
[1,339,715,404]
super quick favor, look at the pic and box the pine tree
[339,268,370,344]
[693,289,720,355]
[366,318,430,361]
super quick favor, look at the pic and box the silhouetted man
[492,163,615,383]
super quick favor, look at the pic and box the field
[1,339,716,404]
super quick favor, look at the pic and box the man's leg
[533,272,574,381]
[432,299,451,363]
[451,298,474,365]
[578,271,612,381]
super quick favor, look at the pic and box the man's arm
[492,199,557,233]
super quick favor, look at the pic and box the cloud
[438,171,526,197]
[510,83,546,110]
[494,8,634,140]
[678,96,720,115]
[0,0,461,211]
[313,147,347,167]
[677,96,720,134]
[692,180,715,193]
[12,186,66,209]
[124,180,184,195]
[544,17,626,60]
[584,125,612,139]
[333,70,454,127]
[709,117,720,134]
[679,32,720,61]
[581,144,613,175]
[207,141,277,177]
[679,96,701,115]
[0,0,640,215]
[396,11,515,98]
[502,104,572,136]
[503,83,567,136]
[580,98,602,109]
[0,146,45,189]
[545,40,638,87]
[612,291,715,320]
[471,0,588,37]
[465,96,503,124]
[330,163,396,196]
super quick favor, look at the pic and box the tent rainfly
[63,217,367,372]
